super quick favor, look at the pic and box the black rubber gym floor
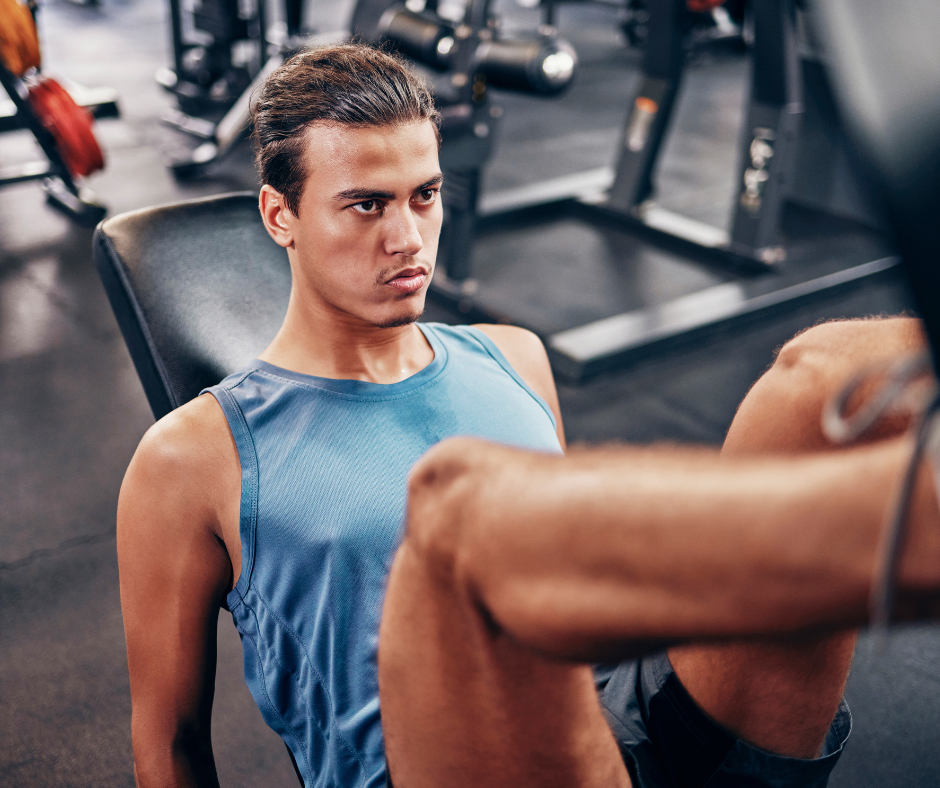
[0,1,937,786]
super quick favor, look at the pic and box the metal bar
[168,0,186,82]
[478,166,613,216]
[547,255,900,381]
[570,200,767,274]
[606,0,686,210]
[0,161,52,185]
[161,106,219,139]
[633,203,729,249]
[215,52,283,150]
[56,79,120,118]
[728,0,803,257]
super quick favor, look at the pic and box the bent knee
[774,316,924,374]
[770,317,926,413]
[727,317,925,452]
[403,437,489,579]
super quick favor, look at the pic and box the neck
[258,288,434,384]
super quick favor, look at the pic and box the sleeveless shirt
[204,323,563,788]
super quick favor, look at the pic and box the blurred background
[1,0,938,785]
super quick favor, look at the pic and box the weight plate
[28,77,105,179]
[0,0,41,77]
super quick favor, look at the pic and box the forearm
[435,439,940,661]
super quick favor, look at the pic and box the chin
[374,305,424,329]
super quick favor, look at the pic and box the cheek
[421,204,444,245]
[308,215,372,263]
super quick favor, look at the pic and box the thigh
[666,319,919,759]
[379,541,631,788]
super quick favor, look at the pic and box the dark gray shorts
[596,652,852,788]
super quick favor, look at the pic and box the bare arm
[405,436,940,663]
[474,324,566,450]
[118,397,240,787]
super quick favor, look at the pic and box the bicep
[475,324,566,450]
[118,430,232,772]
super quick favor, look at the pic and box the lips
[385,266,429,295]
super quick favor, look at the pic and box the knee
[403,437,488,582]
[726,317,925,452]
[774,316,923,376]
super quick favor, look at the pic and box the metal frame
[529,0,802,268]
[426,0,894,382]
[163,0,319,178]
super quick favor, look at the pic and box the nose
[383,204,424,257]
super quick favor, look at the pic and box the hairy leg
[669,316,928,757]
[379,465,630,788]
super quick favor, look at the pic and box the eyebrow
[332,174,443,203]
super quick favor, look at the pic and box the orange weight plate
[0,0,41,77]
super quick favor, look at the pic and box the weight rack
[0,2,116,225]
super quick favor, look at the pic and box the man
[380,317,940,788]
[118,40,915,788]
[118,44,563,788]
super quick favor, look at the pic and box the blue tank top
[204,323,562,788]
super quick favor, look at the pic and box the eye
[415,188,438,205]
[352,199,381,215]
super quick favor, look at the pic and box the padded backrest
[93,192,291,420]
[811,0,940,362]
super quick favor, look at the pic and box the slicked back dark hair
[251,42,441,216]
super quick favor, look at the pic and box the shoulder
[472,324,548,374]
[131,394,235,484]
[472,324,565,447]
[120,394,239,538]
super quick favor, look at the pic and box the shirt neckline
[247,323,448,397]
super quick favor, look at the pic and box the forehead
[301,121,440,194]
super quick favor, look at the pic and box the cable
[870,394,940,637]
[822,353,935,444]
[822,351,940,638]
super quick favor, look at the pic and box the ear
[259,185,295,248]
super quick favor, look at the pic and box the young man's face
[277,120,443,329]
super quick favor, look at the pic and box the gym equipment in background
[162,0,344,178]
[0,0,115,224]
[353,0,577,287]
[0,0,118,132]
[535,0,746,51]
[472,0,879,266]
[412,0,899,381]
[0,0,41,77]
[158,0,267,134]
[28,77,105,178]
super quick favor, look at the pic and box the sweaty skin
[117,120,563,788]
